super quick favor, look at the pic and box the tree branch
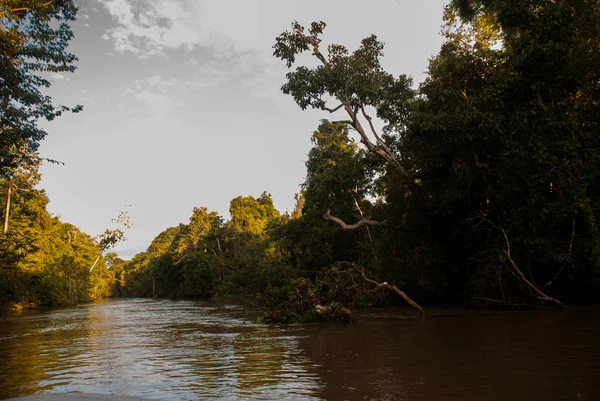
[324,208,385,230]
[353,195,374,245]
[336,262,425,315]
[307,38,328,66]
[342,103,406,176]
[479,217,567,308]
[359,104,394,154]
[321,103,345,113]
[0,1,54,17]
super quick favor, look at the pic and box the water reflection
[1,300,599,400]
[295,310,600,401]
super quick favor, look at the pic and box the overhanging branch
[324,208,385,230]
[321,103,345,113]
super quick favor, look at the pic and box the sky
[38,0,449,259]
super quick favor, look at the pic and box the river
[0,299,599,400]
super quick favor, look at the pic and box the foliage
[403,0,600,302]
[122,193,292,304]
[7,1,599,318]
[0,0,81,175]
[123,2,600,316]
[0,169,115,308]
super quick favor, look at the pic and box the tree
[274,24,425,314]
[1,157,40,234]
[273,21,414,178]
[0,0,81,176]
[404,0,600,304]
[89,209,132,272]
[229,192,280,236]
[0,168,115,308]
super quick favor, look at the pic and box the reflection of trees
[232,328,285,396]
[0,309,88,398]
[296,319,421,401]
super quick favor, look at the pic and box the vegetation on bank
[0,1,126,310]
[2,1,600,319]
[122,0,600,320]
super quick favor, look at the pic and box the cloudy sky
[39,0,449,258]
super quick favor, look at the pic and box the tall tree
[273,22,414,178]
[404,0,600,303]
[0,0,81,176]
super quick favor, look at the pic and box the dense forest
[0,0,125,310]
[1,0,599,320]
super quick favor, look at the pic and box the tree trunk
[89,254,101,273]
[3,178,11,234]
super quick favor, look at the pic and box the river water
[0,299,599,401]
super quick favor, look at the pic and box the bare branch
[324,208,385,230]
[353,196,374,245]
[307,38,328,66]
[336,262,425,314]
[344,104,378,152]
[321,103,345,113]
[359,104,393,154]
[502,249,566,307]
[478,216,567,308]
[473,297,526,308]
[342,103,406,176]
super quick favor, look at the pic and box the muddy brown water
[0,299,599,400]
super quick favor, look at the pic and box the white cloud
[122,46,269,113]
[132,91,174,114]
[122,75,180,114]
[98,0,212,57]
[50,72,71,82]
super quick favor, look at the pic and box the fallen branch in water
[473,297,528,308]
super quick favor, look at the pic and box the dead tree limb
[337,262,425,315]
[352,195,374,245]
[494,223,567,308]
[324,208,386,230]
[321,103,345,113]
[473,297,527,308]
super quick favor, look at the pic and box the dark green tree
[405,0,600,304]
[1,0,81,175]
